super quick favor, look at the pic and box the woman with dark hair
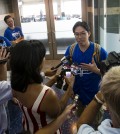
[10,40,74,134]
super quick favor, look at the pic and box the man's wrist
[95,68,101,75]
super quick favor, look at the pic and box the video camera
[52,56,71,90]
[99,51,120,76]
[52,56,84,90]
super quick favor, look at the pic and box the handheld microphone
[51,56,71,70]
[51,62,63,70]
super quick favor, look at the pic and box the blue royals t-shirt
[4,27,24,41]
[65,42,107,105]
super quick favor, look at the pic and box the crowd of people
[0,14,120,134]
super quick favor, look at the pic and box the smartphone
[65,71,71,77]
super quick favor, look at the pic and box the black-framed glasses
[74,32,87,38]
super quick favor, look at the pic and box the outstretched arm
[77,91,104,129]
[44,68,57,77]
[41,75,75,118]
[40,68,58,87]
[35,104,75,134]
[45,75,58,87]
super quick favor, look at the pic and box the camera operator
[4,15,24,45]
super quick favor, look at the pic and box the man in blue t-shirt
[4,15,24,45]
[65,21,107,108]
[0,36,12,47]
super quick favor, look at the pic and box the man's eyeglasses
[74,32,87,38]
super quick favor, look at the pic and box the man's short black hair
[73,21,90,33]
[4,15,12,23]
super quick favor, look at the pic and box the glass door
[49,0,82,59]
[18,0,82,59]
[18,0,53,59]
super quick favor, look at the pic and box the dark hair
[10,40,46,92]
[72,21,90,33]
[4,15,12,23]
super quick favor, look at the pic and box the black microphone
[61,55,71,61]
[51,56,71,70]
[51,62,63,70]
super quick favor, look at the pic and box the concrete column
[11,0,21,27]
[87,0,94,42]
[81,0,87,22]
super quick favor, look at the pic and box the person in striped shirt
[10,40,74,134]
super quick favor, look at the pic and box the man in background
[4,15,24,45]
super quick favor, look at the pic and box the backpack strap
[69,42,101,63]
[94,43,101,63]
[69,42,77,58]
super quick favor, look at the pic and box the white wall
[106,33,120,53]
[100,27,107,50]
[100,27,120,53]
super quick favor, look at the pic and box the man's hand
[80,57,101,75]
[64,74,75,97]
[61,103,76,119]
[64,74,75,86]
[0,47,10,62]
[0,47,10,80]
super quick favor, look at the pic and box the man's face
[74,26,91,46]
[6,17,14,28]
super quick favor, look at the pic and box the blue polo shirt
[65,42,107,105]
